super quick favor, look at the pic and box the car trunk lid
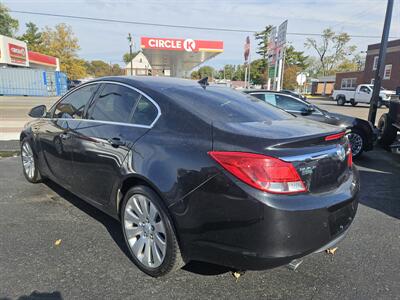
[212,119,352,194]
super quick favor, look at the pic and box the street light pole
[127,33,133,76]
[368,0,394,125]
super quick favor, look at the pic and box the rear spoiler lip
[270,129,349,149]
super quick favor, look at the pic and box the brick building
[335,39,400,91]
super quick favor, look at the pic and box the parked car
[281,89,307,101]
[378,97,400,147]
[21,77,359,277]
[332,84,395,107]
[244,90,376,158]
[67,79,82,90]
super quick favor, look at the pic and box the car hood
[380,90,396,95]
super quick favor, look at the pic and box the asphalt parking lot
[1,97,400,299]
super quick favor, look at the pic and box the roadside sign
[267,27,277,64]
[277,20,288,47]
[268,67,275,79]
[141,37,223,53]
[296,73,307,86]
[244,36,250,62]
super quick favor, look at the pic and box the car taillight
[325,131,346,141]
[347,148,353,167]
[208,151,307,194]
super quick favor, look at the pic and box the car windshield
[163,86,295,123]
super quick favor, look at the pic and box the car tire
[350,99,358,106]
[346,129,365,158]
[20,138,42,183]
[337,96,345,106]
[378,113,398,147]
[121,185,185,277]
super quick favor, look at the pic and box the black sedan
[21,77,359,277]
[244,90,376,158]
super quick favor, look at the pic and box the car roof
[243,89,286,94]
[89,75,201,90]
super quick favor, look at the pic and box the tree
[304,28,356,76]
[86,60,111,77]
[40,23,86,79]
[123,51,140,64]
[285,45,309,70]
[195,66,215,79]
[110,63,124,76]
[19,22,43,52]
[249,59,265,85]
[304,56,323,78]
[282,45,309,89]
[85,60,124,77]
[217,64,236,80]
[0,4,19,37]
[254,25,273,87]
[283,65,301,90]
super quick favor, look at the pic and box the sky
[3,0,400,69]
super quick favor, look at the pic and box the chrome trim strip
[50,79,161,129]
[49,118,152,129]
[281,146,339,162]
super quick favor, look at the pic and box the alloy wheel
[347,132,363,157]
[123,194,167,268]
[21,142,35,179]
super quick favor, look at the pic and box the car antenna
[198,77,209,89]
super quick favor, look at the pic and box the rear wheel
[121,185,184,277]
[337,96,345,106]
[378,113,397,147]
[346,129,365,158]
[20,138,42,183]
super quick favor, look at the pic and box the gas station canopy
[140,37,223,77]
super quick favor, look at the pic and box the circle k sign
[183,39,196,52]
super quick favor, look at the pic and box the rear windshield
[163,85,294,123]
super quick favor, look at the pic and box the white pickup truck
[332,84,395,107]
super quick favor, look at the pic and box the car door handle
[60,133,70,140]
[108,137,126,147]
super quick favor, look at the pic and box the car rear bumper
[171,167,359,270]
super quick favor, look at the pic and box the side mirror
[301,106,314,115]
[28,105,47,118]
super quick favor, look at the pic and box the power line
[10,10,399,39]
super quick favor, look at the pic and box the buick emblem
[336,145,346,161]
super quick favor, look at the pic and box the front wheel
[337,96,345,106]
[21,138,42,183]
[346,129,365,158]
[121,185,185,277]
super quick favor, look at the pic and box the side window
[53,84,98,119]
[275,95,308,111]
[131,96,158,126]
[250,93,265,101]
[360,86,370,93]
[265,94,277,106]
[88,84,141,123]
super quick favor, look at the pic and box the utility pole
[247,52,251,88]
[368,0,394,124]
[127,33,133,76]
